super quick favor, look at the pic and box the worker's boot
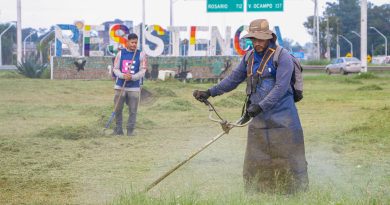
[111,127,124,136]
[127,128,135,136]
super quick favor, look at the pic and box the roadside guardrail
[303,65,390,71]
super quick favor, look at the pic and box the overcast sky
[0,0,388,45]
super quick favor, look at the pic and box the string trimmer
[145,98,252,192]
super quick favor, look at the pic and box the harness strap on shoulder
[245,50,255,95]
[273,46,283,68]
[256,48,275,75]
[245,50,255,76]
[245,47,276,95]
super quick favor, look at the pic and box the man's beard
[255,46,265,53]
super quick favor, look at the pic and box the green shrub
[40,68,51,79]
[353,72,377,79]
[17,57,48,78]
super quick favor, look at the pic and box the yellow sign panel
[345,52,352,57]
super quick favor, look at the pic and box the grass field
[0,70,389,205]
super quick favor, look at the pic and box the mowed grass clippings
[0,71,389,204]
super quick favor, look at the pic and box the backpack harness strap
[272,46,283,67]
[245,47,276,95]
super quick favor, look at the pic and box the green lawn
[0,71,389,204]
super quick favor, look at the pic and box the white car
[325,57,363,75]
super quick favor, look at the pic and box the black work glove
[193,90,211,103]
[247,104,263,117]
[294,90,303,102]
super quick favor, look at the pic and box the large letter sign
[55,24,80,56]
[54,21,283,57]
[84,25,104,56]
[188,26,209,56]
[144,25,165,57]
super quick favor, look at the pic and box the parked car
[325,57,363,75]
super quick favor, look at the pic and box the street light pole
[361,0,367,72]
[338,34,353,57]
[17,0,22,64]
[169,0,173,55]
[0,23,15,66]
[39,30,54,63]
[370,26,388,57]
[23,31,36,62]
[336,34,340,58]
[351,30,361,38]
[351,31,360,60]
[142,0,145,52]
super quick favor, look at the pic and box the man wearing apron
[193,19,308,193]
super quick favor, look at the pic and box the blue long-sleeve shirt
[209,44,294,112]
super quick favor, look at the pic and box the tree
[282,38,294,51]
[291,42,304,53]
[303,15,335,58]
[0,23,17,65]
[303,0,390,59]
[368,3,390,56]
[281,38,304,53]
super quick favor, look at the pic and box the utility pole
[326,16,330,60]
[361,0,367,72]
[169,0,173,55]
[142,0,145,51]
[316,0,320,60]
[17,0,22,64]
[312,0,320,60]
[312,0,316,60]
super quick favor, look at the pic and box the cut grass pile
[0,71,389,204]
[35,125,105,140]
